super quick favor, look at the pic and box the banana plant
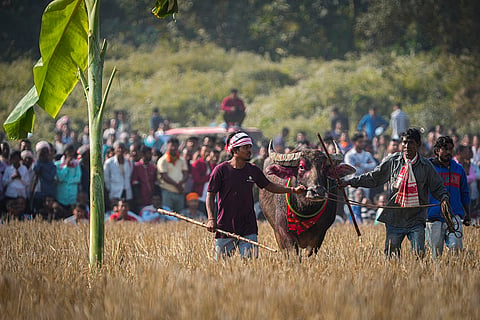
[3,0,177,267]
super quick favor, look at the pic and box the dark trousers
[223,110,245,127]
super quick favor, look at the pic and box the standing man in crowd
[77,145,90,197]
[427,136,471,260]
[191,145,212,213]
[390,103,409,139]
[157,137,189,213]
[0,142,9,212]
[221,88,246,128]
[273,127,290,152]
[330,107,349,133]
[131,145,157,212]
[342,128,449,258]
[2,150,30,201]
[357,106,389,140]
[344,132,377,199]
[31,141,56,213]
[104,141,133,209]
[55,144,81,214]
[206,131,306,259]
[150,107,164,131]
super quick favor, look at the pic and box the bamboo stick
[157,208,278,253]
[317,132,362,237]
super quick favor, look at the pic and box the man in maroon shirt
[221,88,246,128]
[131,145,157,211]
[191,145,211,197]
[206,131,305,259]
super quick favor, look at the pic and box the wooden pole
[157,208,278,253]
[317,133,361,237]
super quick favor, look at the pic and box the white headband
[227,132,252,152]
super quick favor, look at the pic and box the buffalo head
[267,141,355,200]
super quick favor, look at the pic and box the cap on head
[21,150,33,159]
[186,192,199,202]
[35,141,50,153]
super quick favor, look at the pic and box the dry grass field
[1,220,479,320]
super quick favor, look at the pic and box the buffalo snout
[305,185,327,200]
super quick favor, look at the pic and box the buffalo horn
[268,140,301,167]
[330,140,344,163]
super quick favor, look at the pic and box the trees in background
[356,0,480,55]
[2,0,479,62]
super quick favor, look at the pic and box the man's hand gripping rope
[440,199,462,238]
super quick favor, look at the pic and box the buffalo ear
[328,164,356,179]
[265,164,297,179]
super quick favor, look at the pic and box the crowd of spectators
[1,102,479,226]
[0,109,225,224]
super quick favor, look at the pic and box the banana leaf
[152,0,178,19]
[3,0,88,139]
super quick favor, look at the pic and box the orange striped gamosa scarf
[166,151,180,165]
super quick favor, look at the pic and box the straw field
[1,220,479,319]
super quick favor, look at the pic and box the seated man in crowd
[37,196,67,221]
[180,192,207,220]
[64,203,89,225]
[108,198,143,222]
[2,197,32,222]
[140,190,177,223]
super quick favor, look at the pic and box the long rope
[325,191,462,238]
[324,191,440,209]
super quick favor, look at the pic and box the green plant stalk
[85,0,105,268]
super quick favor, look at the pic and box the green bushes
[1,41,479,144]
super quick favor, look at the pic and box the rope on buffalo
[325,191,463,238]
[325,191,438,209]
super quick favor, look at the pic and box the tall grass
[1,220,479,319]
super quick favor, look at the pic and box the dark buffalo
[259,143,355,256]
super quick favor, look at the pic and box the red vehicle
[164,126,264,145]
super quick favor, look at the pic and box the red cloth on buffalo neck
[284,178,328,235]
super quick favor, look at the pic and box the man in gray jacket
[342,128,449,257]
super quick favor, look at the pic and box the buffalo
[259,142,355,256]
